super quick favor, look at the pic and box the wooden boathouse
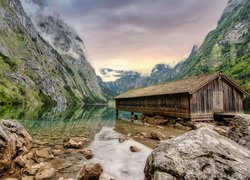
[114,72,247,121]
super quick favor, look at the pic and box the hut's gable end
[190,77,243,120]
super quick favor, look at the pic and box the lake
[0,105,153,179]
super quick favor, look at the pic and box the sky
[26,0,228,77]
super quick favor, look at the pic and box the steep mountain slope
[32,14,104,103]
[0,0,105,106]
[178,0,250,91]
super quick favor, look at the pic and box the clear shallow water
[89,127,152,180]
[0,105,150,179]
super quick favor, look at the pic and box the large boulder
[144,127,250,180]
[0,120,32,177]
[228,114,250,150]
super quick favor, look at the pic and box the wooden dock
[213,112,238,121]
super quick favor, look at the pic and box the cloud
[99,68,140,81]
[21,0,228,75]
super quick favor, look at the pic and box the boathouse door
[212,90,224,112]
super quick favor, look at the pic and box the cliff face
[0,0,105,105]
[178,0,250,91]
[32,14,103,100]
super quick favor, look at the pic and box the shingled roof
[114,72,246,99]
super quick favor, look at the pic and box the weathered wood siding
[116,93,190,119]
[190,77,243,121]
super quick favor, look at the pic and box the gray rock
[228,114,250,150]
[0,120,32,177]
[152,171,176,180]
[144,127,250,180]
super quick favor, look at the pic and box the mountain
[97,76,118,100]
[99,68,147,96]
[99,62,184,98]
[178,0,250,92]
[148,62,184,84]
[31,13,104,103]
[0,0,105,106]
[101,0,250,108]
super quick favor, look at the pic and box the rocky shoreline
[0,120,114,180]
[1,114,250,179]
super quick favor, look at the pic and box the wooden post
[131,112,135,122]
[116,110,119,119]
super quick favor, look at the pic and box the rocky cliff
[30,12,104,103]
[0,0,105,105]
[178,0,250,91]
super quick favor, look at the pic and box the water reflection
[0,105,117,146]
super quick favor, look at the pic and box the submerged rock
[149,132,166,140]
[35,148,51,159]
[51,149,63,156]
[77,163,103,180]
[99,173,115,180]
[130,146,141,152]
[34,167,56,180]
[144,127,250,180]
[118,136,128,143]
[142,115,167,125]
[21,176,34,180]
[228,114,250,150]
[26,162,56,179]
[64,139,84,149]
[81,149,94,159]
[0,120,32,177]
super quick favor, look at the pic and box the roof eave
[114,92,190,99]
